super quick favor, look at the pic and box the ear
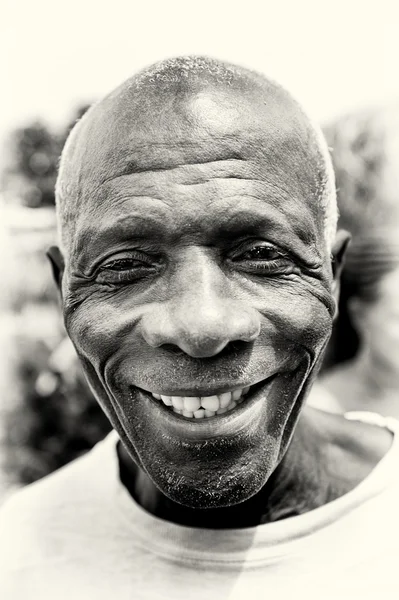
[46,246,65,294]
[330,229,351,316]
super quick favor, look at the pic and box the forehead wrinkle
[100,154,320,197]
[96,123,321,188]
[99,142,247,182]
[100,158,250,187]
[97,174,319,227]
[97,154,320,204]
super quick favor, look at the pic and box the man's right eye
[96,253,159,285]
[102,258,144,271]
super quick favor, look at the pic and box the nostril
[159,343,187,356]
[159,336,231,359]
[215,340,250,359]
[228,340,249,352]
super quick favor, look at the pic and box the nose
[140,256,261,358]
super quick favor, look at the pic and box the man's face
[59,87,337,508]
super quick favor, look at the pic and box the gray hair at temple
[55,56,338,255]
[324,102,399,299]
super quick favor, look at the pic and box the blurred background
[1,0,399,503]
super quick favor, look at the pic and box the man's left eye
[238,245,284,261]
[229,242,294,275]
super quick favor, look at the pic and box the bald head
[56,56,336,255]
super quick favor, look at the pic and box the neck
[117,409,361,529]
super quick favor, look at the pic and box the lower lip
[136,375,278,437]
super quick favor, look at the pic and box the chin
[148,445,279,509]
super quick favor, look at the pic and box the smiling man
[1,57,399,598]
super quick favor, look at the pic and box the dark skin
[49,63,392,528]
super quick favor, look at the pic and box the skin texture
[49,58,391,526]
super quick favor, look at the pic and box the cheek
[255,283,333,354]
[65,294,136,364]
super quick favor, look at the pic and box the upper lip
[135,374,277,397]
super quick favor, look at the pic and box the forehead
[62,84,328,255]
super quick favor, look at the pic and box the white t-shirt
[1,412,399,599]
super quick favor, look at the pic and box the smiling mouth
[142,375,277,420]
[150,386,251,419]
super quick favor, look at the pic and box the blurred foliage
[1,102,114,491]
[1,104,91,208]
[3,326,112,486]
[5,123,59,207]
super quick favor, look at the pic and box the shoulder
[0,433,118,570]
[309,407,395,455]
[306,408,398,491]
[335,411,396,463]
[1,433,113,514]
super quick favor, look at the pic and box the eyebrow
[216,209,322,263]
[78,215,165,242]
[74,214,167,263]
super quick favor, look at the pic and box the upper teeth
[151,387,250,419]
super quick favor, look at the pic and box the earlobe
[46,246,65,292]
